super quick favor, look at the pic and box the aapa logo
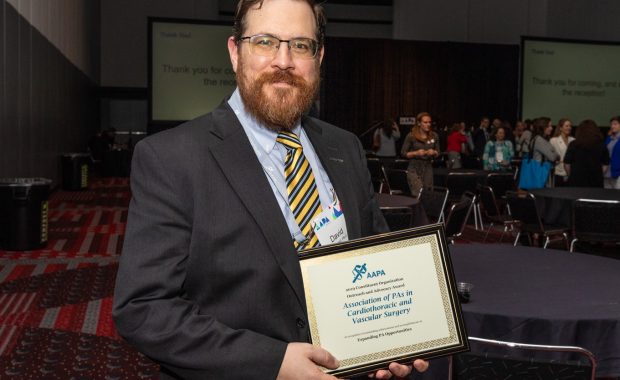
[351,263,386,283]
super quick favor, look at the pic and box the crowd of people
[369,112,620,195]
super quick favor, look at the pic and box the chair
[445,172,479,204]
[444,192,475,243]
[450,336,596,380]
[385,169,411,195]
[505,191,570,249]
[445,172,481,229]
[366,158,388,193]
[380,206,414,232]
[571,199,620,252]
[485,172,515,200]
[393,159,409,170]
[477,185,516,243]
[418,186,449,224]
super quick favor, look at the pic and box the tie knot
[277,131,302,150]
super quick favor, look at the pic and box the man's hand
[277,342,340,380]
[368,359,429,379]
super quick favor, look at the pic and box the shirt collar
[228,88,302,153]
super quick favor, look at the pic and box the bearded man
[113,1,428,379]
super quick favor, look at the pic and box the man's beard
[237,58,320,132]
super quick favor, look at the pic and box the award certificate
[299,223,468,377]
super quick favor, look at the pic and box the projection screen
[149,18,236,126]
[521,37,620,127]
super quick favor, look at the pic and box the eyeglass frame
[237,34,320,59]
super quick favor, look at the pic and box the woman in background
[542,118,554,140]
[401,112,440,196]
[549,118,574,186]
[564,120,609,188]
[483,126,514,171]
[531,117,559,163]
[373,118,401,158]
[604,116,620,189]
[446,122,468,168]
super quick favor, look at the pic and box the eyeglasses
[238,34,319,59]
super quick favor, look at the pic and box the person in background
[531,117,559,163]
[502,120,515,147]
[465,122,475,153]
[401,112,440,196]
[473,116,491,161]
[514,120,532,158]
[564,120,610,188]
[549,118,574,187]
[604,116,620,189]
[446,122,468,168]
[482,126,514,171]
[372,118,401,158]
[491,118,502,131]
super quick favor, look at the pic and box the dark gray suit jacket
[113,102,388,379]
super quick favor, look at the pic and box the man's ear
[228,36,239,72]
[318,45,324,66]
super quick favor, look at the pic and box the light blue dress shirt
[228,88,335,244]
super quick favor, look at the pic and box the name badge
[312,198,348,246]
[495,150,504,162]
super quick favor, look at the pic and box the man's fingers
[308,346,340,370]
[413,359,429,373]
[387,362,411,378]
[370,369,392,379]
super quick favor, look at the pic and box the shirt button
[296,318,306,329]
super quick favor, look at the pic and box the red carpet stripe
[53,303,87,331]
[4,264,36,282]
[96,297,118,339]
[43,263,68,275]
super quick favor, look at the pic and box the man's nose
[271,42,294,69]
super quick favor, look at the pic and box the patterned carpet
[0,177,159,379]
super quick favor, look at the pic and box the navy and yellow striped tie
[277,131,322,251]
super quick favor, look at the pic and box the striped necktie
[276,131,322,251]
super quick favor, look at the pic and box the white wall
[100,0,218,88]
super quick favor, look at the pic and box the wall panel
[0,0,99,183]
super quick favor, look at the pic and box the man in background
[473,116,491,161]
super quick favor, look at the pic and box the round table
[450,244,620,377]
[375,193,429,227]
[530,187,620,226]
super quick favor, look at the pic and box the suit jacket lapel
[303,117,362,240]
[208,103,307,312]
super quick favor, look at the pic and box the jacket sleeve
[113,140,287,380]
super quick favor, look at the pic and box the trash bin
[61,153,90,190]
[0,178,52,251]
